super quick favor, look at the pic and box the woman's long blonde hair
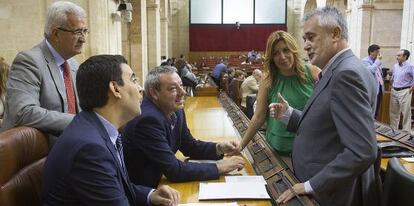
[263,31,306,86]
[0,57,10,96]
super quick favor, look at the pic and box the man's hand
[276,183,306,204]
[377,53,382,60]
[149,185,180,206]
[216,156,245,174]
[268,93,289,119]
[217,140,241,156]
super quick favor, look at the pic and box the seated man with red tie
[0,1,86,146]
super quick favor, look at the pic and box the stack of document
[198,176,270,200]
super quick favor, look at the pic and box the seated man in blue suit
[123,66,245,188]
[42,55,179,206]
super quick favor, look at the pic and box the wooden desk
[159,96,271,206]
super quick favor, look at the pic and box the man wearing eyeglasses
[1,1,87,146]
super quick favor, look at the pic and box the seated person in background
[1,1,86,144]
[240,69,262,108]
[160,58,172,66]
[228,70,245,99]
[175,58,199,89]
[226,67,235,86]
[247,50,258,60]
[42,55,179,206]
[211,59,229,87]
[0,58,10,127]
[241,57,251,65]
[123,66,245,188]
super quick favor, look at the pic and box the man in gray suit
[270,7,379,206]
[1,1,87,145]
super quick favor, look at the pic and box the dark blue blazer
[42,111,152,206]
[123,97,221,188]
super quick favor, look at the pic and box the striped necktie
[115,134,126,171]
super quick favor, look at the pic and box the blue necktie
[115,135,126,171]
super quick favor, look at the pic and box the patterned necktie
[63,61,76,114]
[314,72,323,87]
[375,68,384,86]
[115,134,126,171]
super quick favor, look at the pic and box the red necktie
[63,61,76,114]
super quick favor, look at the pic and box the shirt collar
[45,39,65,67]
[399,61,409,67]
[94,112,119,146]
[321,48,350,76]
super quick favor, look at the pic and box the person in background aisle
[362,44,384,118]
[0,57,10,127]
[211,59,229,87]
[389,49,414,133]
[1,1,87,146]
[42,54,179,206]
[237,31,320,167]
[123,66,245,188]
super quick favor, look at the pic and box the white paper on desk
[179,203,237,206]
[402,157,414,162]
[198,182,270,200]
[225,175,266,185]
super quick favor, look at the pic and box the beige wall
[0,0,121,65]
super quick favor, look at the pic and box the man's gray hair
[302,6,348,41]
[44,1,86,39]
[144,66,177,97]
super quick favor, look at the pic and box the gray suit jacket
[1,40,79,139]
[287,49,379,206]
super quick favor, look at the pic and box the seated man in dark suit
[42,55,179,206]
[123,66,245,188]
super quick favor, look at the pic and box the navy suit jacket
[42,111,152,206]
[123,97,221,188]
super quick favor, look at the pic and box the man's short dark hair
[76,55,127,111]
[402,49,410,60]
[368,44,380,55]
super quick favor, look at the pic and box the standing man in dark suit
[270,7,379,206]
[1,1,86,145]
[42,55,179,206]
[123,66,245,188]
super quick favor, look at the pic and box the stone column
[160,0,169,59]
[401,0,414,64]
[126,0,148,85]
[87,0,121,57]
[147,0,161,69]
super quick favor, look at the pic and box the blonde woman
[238,31,320,164]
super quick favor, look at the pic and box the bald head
[252,69,262,81]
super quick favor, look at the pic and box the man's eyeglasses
[57,27,89,37]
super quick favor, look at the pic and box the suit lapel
[81,112,137,204]
[298,50,353,126]
[40,41,66,111]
